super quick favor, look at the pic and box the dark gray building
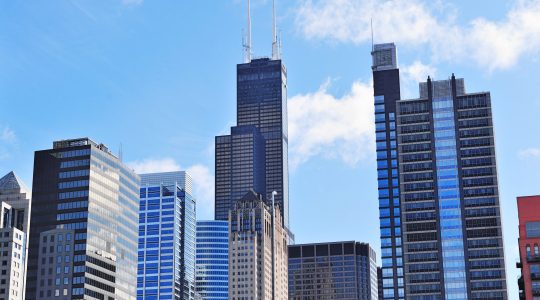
[215,57,289,230]
[288,241,378,300]
[372,43,507,299]
[26,138,140,300]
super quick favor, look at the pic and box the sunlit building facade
[27,138,140,300]
[0,171,31,300]
[228,190,288,300]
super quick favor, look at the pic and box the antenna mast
[272,0,280,60]
[243,0,252,63]
[371,17,374,52]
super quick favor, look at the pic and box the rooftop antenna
[272,0,280,60]
[243,0,252,63]
[118,143,123,162]
[370,17,374,52]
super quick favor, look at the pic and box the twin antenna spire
[243,0,281,63]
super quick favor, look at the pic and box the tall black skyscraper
[372,43,507,299]
[215,2,289,229]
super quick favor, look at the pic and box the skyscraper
[228,190,288,299]
[138,171,196,300]
[26,138,140,300]
[516,195,540,299]
[372,43,508,299]
[288,241,379,300]
[215,1,289,231]
[0,171,31,300]
[195,220,229,300]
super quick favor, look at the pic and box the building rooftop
[0,171,29,193]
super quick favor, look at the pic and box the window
[527,222,540,238]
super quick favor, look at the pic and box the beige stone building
[0,171,31,300]
[228,190,288,300]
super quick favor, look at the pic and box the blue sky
[2,1,540,297]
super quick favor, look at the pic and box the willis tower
[215,0,289,230]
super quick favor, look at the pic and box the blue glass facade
[195,220,228,299]
[372,44,507,300]
[432,84,468,299]
[372,43,404,300]
[138,175,196,300]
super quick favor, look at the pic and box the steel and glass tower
[138,171,196,300]
[26,138,140,300]
[372,43,507,300]
[195,220,229,299]
[215,1,289,230]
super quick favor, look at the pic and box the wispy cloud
[128,157,181,174]
[122,0,143,6]
[0,127,16,143]
[127,158,215,219]
[519,148,540,159]
[288,79,374,168]
[295,0,540,71]
[0,126,17,161]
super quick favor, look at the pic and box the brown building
[517,195,540,299]
[228,190,288,300]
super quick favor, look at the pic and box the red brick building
[517,195,540,299]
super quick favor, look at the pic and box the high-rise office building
[516,195,540,299]
[228,190,288,299]
[195,220,228,299]
[372,43,507,299]
[0,171,31,300]
[26,138,140,300]
[377,267,383,300]
[288,241,378,300]
[138,171,196,300]
[215,2,289,230]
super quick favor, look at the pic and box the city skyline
[2,1,540,299]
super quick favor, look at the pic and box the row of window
[58,190,88,200]
[58,180,89,189]
[60,159,89,169]
[59,169,89,179]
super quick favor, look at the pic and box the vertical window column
[432,93,468,299]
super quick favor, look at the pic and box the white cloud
[187,164,215,219]
[295,0,540,70]
[519,148,540,159]
[400,61,437,99]
[127,158,215,219]
[128,157,181,174]
[288,79,374,168]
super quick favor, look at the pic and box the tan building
[0,171,31,300]
[228,190,288,300]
